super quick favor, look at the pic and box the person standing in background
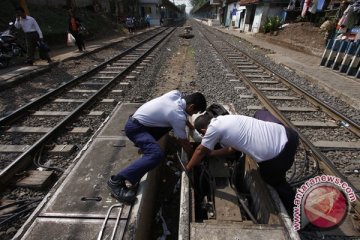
[145,14,151,28]
[68,9,86,52]
[14,7,52,65]
[125,16,135,33]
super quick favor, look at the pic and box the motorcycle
[0,22,26,68]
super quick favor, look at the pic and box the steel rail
[0,27,167,127]
[213,27,360,137]
[0,28,156,89]
[0,27,176,189]
[197,23,360,211]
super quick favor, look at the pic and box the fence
[320,39,360,78]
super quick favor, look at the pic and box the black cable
[0,199,30,211]
[33,145,64,172]
[0,205,37,226]
[0,198,42,226]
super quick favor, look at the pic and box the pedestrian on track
[68,9,86,52]
[14,7,52,65]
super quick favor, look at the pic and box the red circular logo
[303,184,348,229]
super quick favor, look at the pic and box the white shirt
[201,115,288,162]
[14,16,43,38]
[133,90,188,139]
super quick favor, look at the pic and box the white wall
[232,2,241,28]
[225,4,232,27]
[252,5,266,33]
[235,5,245,28]
[252,4,283,33]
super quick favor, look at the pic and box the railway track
[0,27,175,190]
[194,20,360,238]
[0,27,167,119]
[1,20,359,239]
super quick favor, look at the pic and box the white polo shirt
[201,115,288,162]
[133,90,188,139]
[14,16,43,38]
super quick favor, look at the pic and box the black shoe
[107,176,137,203]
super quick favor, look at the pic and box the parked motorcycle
[0,22,26,68]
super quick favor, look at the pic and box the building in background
[21,0,183,26]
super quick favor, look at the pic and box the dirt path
[154,38,198,95]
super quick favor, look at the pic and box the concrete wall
[252,5,267,33]
[225,4,233,27]
[243,5,254,32]
[239,3,283,33]
[232,3,243,28]
[267,6,283,17]
[27,0,93,7]
[26,0,111,11]
[252,4,283,33]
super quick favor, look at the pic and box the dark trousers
[255,110,299,212]
[25,32,50,63]
[70,31,85,51]
[24,32,38,62]
[115,117,171,185]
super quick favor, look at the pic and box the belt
[129,116,142,125]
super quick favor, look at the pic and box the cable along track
[0,27,176,189]
[196,22,360,232]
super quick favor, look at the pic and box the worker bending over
[186,110,299,213]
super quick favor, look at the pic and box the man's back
[203,115,288,162]
[132,90,187,139]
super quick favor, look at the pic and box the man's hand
[178,138,193,157]
[186,144,211,171]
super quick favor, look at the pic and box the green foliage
[262,16,282,33]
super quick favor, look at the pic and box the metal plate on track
[99,103,141,137]
[41,139,136,218]
[40,103,141,219]
[190,222,287,240]
[22,218,127,240]
[214,184,242,221]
